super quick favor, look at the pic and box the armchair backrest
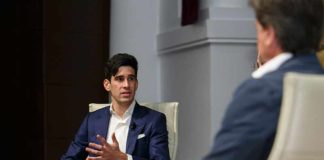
[268,72,324,160]
[89,102,179,160]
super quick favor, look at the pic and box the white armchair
[89,102,179,160]
[268,72,324,160]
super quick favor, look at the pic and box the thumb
[112,133,118,144]
[111,132,120,150]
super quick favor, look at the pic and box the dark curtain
[181,0,199,26]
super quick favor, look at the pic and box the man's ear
[264,25,276,47]
[265,25,282,57]
[103,79,111,91]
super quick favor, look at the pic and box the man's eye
[115,77,124,81]
[128,76,136,81]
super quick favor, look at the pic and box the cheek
[257,43,267,64]
[110,85,120,93]
[133,83,138,91]
[256,26,265,53]
[258,44,266,56]
[257,34,266,55]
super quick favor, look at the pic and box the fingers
[87,134,123,160]
[86,135,107,157]
[95,134,113,151]
[85,146,103,156]
[86,156,100,160]
[96,134,107,145]
[88,142,103,150]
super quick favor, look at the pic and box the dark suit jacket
[61,102,170,160]
[204,54,324,160]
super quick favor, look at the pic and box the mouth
[121,92,132,97]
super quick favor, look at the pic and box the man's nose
[122,79,130,87]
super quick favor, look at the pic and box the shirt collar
[252,52,293,79]
[109,100,136,118]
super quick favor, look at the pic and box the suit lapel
[94,106,111,141]
[126,102,147,154]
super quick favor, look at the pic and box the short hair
[104,53,138,80]
[249,0,323,54]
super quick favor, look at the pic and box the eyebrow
[114,74,136,77]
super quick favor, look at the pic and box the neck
[111,101,132,117]
[264,48,283,64]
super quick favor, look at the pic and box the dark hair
[104,53,138,80]
[249,0,323,54]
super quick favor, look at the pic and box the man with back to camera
[204,0,324,159]
[61,53,170,160]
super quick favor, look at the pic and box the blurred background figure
[204,0,324,159]
[317,40,324,67]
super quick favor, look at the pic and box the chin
[119,99,133,103]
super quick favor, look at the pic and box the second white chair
[268,72,324,160]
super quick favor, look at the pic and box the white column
[157,0,257,159]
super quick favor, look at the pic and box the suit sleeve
[204,78,281,160]
[61,114,90,160]
[133,113,170,160]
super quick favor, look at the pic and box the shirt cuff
[127,154,133,160]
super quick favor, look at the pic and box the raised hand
[85,134,127,160]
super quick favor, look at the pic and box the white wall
[160,46,212,159]
[210,44,256,136]
[110,0,160,102]
[211,0,249,8]
[158,0,181,33]
[110,0,257,159]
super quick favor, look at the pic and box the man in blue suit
[204,0,324,159]
[61,53,170,160]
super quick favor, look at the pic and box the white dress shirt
[107,100,135,160]
[252,53,293,79]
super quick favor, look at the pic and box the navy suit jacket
[61,102,170,160]
[204,54,324,160]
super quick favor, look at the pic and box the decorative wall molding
[157,7,256,54]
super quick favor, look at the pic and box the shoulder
[137,104,166,117]
[134,103,167,123]
[87,106,110,121]
[230,75,283,113]
[222,76,284,130]
[235,75,282,99]
[90,106,109,114]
